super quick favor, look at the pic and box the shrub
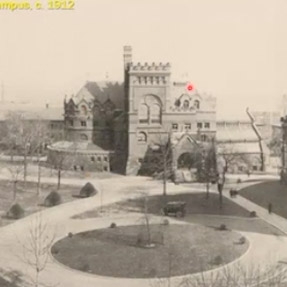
[68,232,73,238]
[162,219,169,226]
[238,236,246,244]
[218,224,227,231]
[110,222,117,228]
[44,191,62,207]
[237,178,242,184]
[211,255,223,265]
[79,263,90,272]
[250,211,257,218]
[7,203,25,219]
[51,246,59,255]
[79,182,97,198]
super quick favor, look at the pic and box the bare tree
[48,142,79,190]
[28,120,50,196]
[139,132,173,197]
[0,112,49,188]
[18,212,56,287]
[198,138,217,200]
[216,144,252,208]
[6,164,24,201]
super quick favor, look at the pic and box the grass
[0,179,80,226]
[240,181,287,219]
[52,224,248,278]
[74,192,251,219]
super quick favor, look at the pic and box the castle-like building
[47,46,266,179]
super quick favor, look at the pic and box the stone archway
[172,134,200,183]
[177,152,198,170]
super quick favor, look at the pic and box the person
[268,203,272,214]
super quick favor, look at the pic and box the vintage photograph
[0,0,287,286]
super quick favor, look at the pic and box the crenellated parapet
[129,62,171,73]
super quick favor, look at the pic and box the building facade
[46,46,267,178]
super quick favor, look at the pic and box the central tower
[124,50,172,174]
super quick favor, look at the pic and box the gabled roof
[74,81,124,110]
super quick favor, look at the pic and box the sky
[0,0,287,119]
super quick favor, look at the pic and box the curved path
[0,175,286,286]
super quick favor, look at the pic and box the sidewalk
[223,188,287,235]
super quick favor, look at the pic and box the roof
[74,81,124,110]
[0,103,63,121]
[216,121,258,142]
[48,141,111,154]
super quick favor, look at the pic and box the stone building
[47,46,267,178]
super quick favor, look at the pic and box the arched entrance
[177,152,198,169]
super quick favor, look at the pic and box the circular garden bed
[52,223,249,278]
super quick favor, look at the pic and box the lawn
[0,277,17,287]
[74,192,251,219]
[0,179,81,226]
[52,224,248,278]
[240,181,287,219]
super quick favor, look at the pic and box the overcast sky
[0,0,287,119]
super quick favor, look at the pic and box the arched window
[80,134,88,141]
[139,104,149,123]
[194,100,200,109]
[81,105,88,115]
[138,95,162,125]
[183,100,189,110]
[150,104,161,123]
[137,132,147,142]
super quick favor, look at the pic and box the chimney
[46,103,49,109]
[123,46,132,70]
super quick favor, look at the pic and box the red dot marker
[187,83,194,91]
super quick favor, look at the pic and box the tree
[139,133,173,197]
[28,120,50,196]
[6,164,24,201]
[18,212,56,287]
[48,142,79,189]
[216,144,252,208]
[198,138,217,199]
[0,112,49,188]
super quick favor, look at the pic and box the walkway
[0,174,286,286]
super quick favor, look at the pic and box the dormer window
[183,100,189,110]
[81,121,87,127]
[194,100,200,109]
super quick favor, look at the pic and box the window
[204,122,210,129]
[104,156,108,162]
[183,100,189,110]
[91,156,95,162]
[197,122,202,129]
[139,95,162,125]
[81,105,87,115]
[172,123,178,131]
[137,132,147,142]
[81,121,87,127]
[104,166,108,171]
[184,123,191,130]
[194,100,200,109]
[253,166,258,171]
[139,104,149,123]
[69,120,74,126]
[201,134,207,142]
[97,156,101,162]
[150,104,161,123]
